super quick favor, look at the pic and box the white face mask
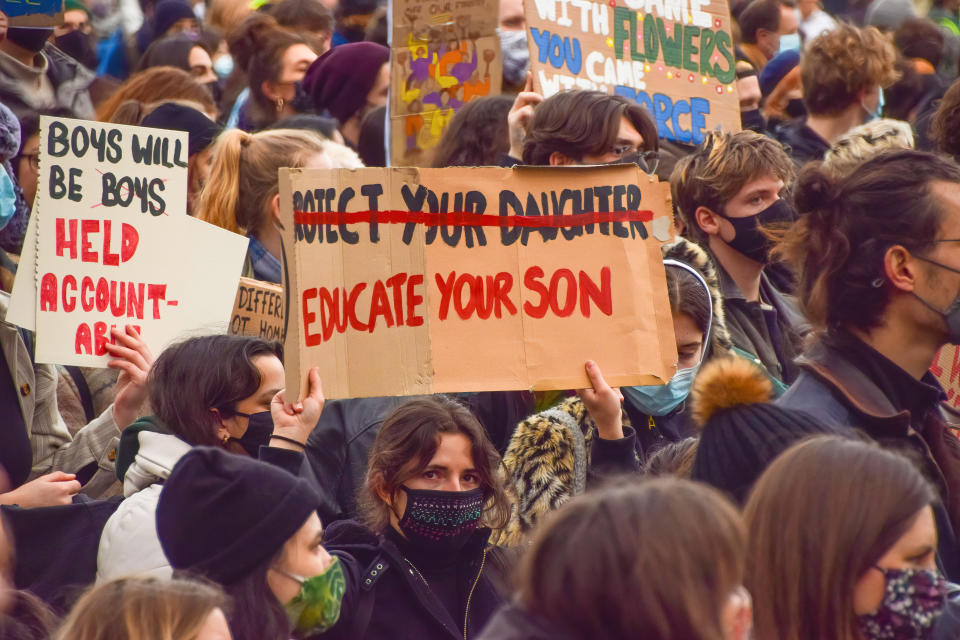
[499,29,529,86]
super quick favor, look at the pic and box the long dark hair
[175,558,289,640]
[516,478,745,639]
[360,396,510,533]
[432,96,513,167]
[745,436,938,640]
[147,335,282,445]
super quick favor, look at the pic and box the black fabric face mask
[717,198,797,264]
[741,108,766,132]
[205,80,223,106]
[6,27,54,53]
[290,81,315,114]
[55,30,98,69]
[228,410,273,457]
[786,98,807,119]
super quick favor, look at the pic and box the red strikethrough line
[292,209,655,228]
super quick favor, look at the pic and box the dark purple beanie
[303,42,389,124]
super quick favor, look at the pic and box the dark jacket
[773,118,830,168]
[321,519,512,640]
[476,604,576,640]
[717,263,806,386]
[0,43,95,121]
[778,336,960,579]
[304,392,533,524]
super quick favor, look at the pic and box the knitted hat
[153,0,196,39]
[64,0,90,15]
[759,49,800,97]
[141,102,220,157]
[302,42,389,124]
[156,447,322,585]
[865,0,916,31]
[689,358,836,504]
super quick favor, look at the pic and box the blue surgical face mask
[213,53,234,79]
[622,366,699,416]
[0,169,17,231]
[779,32,801,53]
[622,259,713,417]
[863,86,884,122]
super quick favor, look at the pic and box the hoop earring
[276,97,284,113]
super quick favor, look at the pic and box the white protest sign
[15,116,248,366]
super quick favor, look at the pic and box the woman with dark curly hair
[431,96,513,167]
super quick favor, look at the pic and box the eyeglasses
[615,149,660,176]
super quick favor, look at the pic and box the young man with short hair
[672,131,803,387]
[507,90,659,169]
[775,23,899,166]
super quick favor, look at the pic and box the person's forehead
[734,172,783,197]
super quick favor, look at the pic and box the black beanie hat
[141,102,220,157]
[689,358,838,504]
[156,447,322,585]
[153,0,196,39]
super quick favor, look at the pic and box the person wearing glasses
[671,130,803,391]
[504,86,660,174]
[775,149,960,580]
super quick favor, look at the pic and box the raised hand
[577,360,625,440]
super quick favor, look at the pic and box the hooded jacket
[95,417,191,582]
[492,242,738,547]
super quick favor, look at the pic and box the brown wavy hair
[932,77,960,160]
[96,67,217,123]
[360,396,510,533]
[802,23,899,115]
[670,130,795,244]
[517,478,745,639]
[773,149,960,332]
[746,436,937,640]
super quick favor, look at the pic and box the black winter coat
[305,392,533,524]
[321,520,512,640]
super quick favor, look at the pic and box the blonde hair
[320,138,364,169]
[821,118,915,177]
[195,128,326,234]
[56,576,227,640]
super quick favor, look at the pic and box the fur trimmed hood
[661,237,736,360]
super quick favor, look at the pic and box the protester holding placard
[671,130,803,388]
[511,90,659,168]
[96,334,287,582]
[0,323,152,505]
[194,128,329,283]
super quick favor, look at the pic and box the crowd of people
[0,0,960,637]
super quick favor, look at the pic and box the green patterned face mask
[278,556,346,636]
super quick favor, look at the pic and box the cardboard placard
[280,164,677,400]
[524,0,740,145]
[2,0,65,27]
[8,116,248,366]
[933,345,960,412]
[389,0,502,167]
[229,277,285,341]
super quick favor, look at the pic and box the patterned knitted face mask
[856,567,947,640]
[398,486,484,552]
